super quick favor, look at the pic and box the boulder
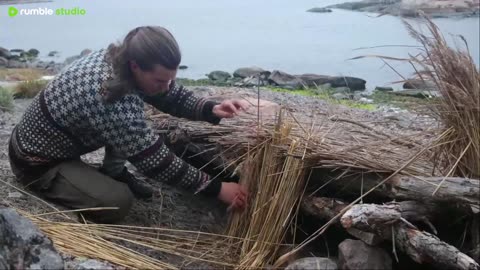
[0,208,64,269]
[77,259,114,270]
[338,239,392,270]
[328,76,366,90]
[394,89,440,98]
[80,49,92,57]
[9,49,25,55]
[297,74,366,90]
[207,70,232,82]
[375,86,394,92]
[307,7,333,13]
[7,60,28,68]
[286,257,337,270]
[403,79,436,90]
[242,76,266,87]
[233,66,268,78]
[48,51,59,57]
[34,61,50,69]
[297,74,332,87]
[0,57,8,67]
[0,47,11,59]
[268,70,304,89]
[27,48,40,57]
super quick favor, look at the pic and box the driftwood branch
[311,170,479,211]
[303,197,441,227]
[341,204,480,270]
[301,197,443,244]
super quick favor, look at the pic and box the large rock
[7,59,28,68]
[403,79,436,90]
[307,7,333,13]
[207,70,232,82]
[297,74,332,87]
[0,47,11,59]
[394,89,440,98]
[27,48,40,58]
[375,86,394,92]
[241,76,268,87]
[268,70,305,89]
[80,48,92,57]
[0,57,8,67]
[297,74,366,90]
[286,257,337,270]
[48,51,59,57]
[0,208,64,269]
[233,66,268,79]
[338,239,392,270]
[328,76,366,90]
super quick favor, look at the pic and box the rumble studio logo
[8,7,18,17]
[7,6,86,17]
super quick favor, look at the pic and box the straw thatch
[402,16,480,179]
[226,110,307,269]
[149,106,437,181]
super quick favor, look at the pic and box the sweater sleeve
[142,81,221,124]
[96,96,222,197]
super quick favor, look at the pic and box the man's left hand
[212,99,250,119]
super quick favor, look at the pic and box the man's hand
[217,182,248,212]
[212,99,250,119]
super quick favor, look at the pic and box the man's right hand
[217,182,248,211]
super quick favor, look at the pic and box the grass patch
[0,68,48,81]
[0,86,14,111]
[13,80,49,98]
[370,91,436,109]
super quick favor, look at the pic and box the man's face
[131,62,177,96]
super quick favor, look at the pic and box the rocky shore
[309,0,480,18]
[1,45,440,103]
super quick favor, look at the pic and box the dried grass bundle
[403,16,480,179]
[226,111,308,269]
[149,107,436,178]
[20,211,242,269]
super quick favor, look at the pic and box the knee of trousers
[92,184,134,223]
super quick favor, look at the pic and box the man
[8,26,248,223]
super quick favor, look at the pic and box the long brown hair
[103,26,181,102]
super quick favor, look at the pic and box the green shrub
[14,80,49,98]
[0,86,14,111]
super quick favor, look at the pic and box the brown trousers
[11,159,134,223]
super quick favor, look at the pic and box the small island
[315,0,480,18]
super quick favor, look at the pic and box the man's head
[105,26,181,100]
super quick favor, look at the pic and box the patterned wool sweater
[9,49,222,196]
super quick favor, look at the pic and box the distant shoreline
[323,0,480,18]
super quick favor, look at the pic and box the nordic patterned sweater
[8,49,222,196]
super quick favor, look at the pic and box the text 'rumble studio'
[8,7,86,17]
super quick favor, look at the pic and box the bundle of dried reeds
[226,111,308,269]
[403,16,479,179]
[149,106,436,178]
[21,211,242,269]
